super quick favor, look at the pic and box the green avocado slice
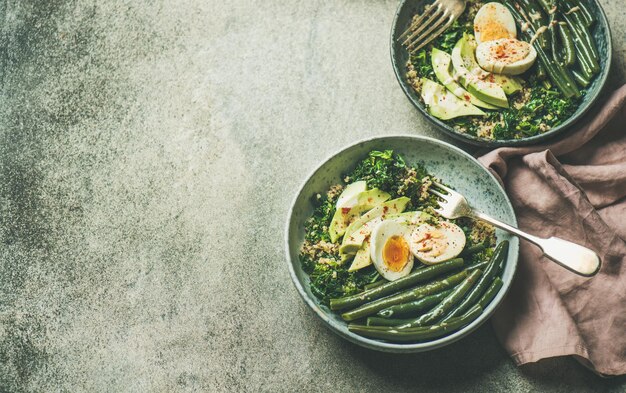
[420,78,485,120]
[328,188,391,242]
[348,240,372,272]
[336,181,367,208]
[491,74,523,95]
[451,35,508,108]
[431,48,498,110]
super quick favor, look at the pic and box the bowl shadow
[340,323,507,389]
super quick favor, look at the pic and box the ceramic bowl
[390,0,612,147]
[285,135,519,352]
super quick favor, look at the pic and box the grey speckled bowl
[390,0,612,147]
[285,135,519,352]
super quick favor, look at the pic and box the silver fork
[399,0,467,53]
[428,181,601,277]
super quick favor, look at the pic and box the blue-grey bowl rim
[389,0,613,147]
[284,135,519,352]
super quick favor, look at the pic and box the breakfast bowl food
[285,136,519,352]
[391,0,612,146]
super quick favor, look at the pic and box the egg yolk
[474,3,515,42]
[475,20,513,42]
[383,236,410,272]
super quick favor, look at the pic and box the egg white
[476,38,537,75]
[474,2,517,44]
[370,220,414,281]
[409,222,466,265]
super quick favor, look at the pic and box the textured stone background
[0,0,624,391]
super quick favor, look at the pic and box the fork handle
[472,211,601,277]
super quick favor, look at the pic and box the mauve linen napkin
[478,85,626,376]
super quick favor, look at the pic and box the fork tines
[432,181,452,192]
[399,0,455,54]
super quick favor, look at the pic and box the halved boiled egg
[370,220,414,281]
[473,2,536,75]
[473,2,517,45]
[409,222,466,265]
[476,38,537,75]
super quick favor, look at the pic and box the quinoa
[300,239,339,262]
[469,220,496,247]
[418,176,434,202]
[326,184,344,201]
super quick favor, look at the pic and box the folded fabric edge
[511,344,589,366]
[512,345,626,376]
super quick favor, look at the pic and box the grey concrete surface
[0,0,624,391]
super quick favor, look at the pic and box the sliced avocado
[421,78,485,120]
[340,216,383,255]
[339,249,353,263]
[341,197,411,254]
[348,240,371,272]
[431,48,498,110]
[491,74,523,95]
[451,35,508,108]
[336,181,367,208]
[328,188,391,242]
[385,210,430,225]
[343,197,410,240]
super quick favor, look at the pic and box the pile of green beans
[329,240,510,343]
[349,305,484,342]
[329,258,463,311]
[503,0,600,95]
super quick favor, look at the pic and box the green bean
[340,271,468,321]
[329,258,463,311]
[534,43,576,97]
[504,0,579,97]
[541,79,553,90]
[460,243,485,257]
[549,13,559,62]
[511,4,580,96]
[557,23,576,66]
[561,2,599,60]
[572,69,590,87]
[348,305,483,342]
[563,0,592,32]
[364,279,387,291]
[397,269,483,328]
[366,317,416,327]
[562,11,599,74]
[377,289,454,318]
[497,246,507,276]
[440,241,509,323]
[465,260,489,272]
[478,278,504,309]
[574,0,595,27]
[571,36,595,79]
[520,0,550,49]
[536,0,554,14]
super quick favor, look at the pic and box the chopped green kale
[308,263,379,305]
[304,195,335,244]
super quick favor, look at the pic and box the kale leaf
[304,194,335,244]
[309,263,379,304]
